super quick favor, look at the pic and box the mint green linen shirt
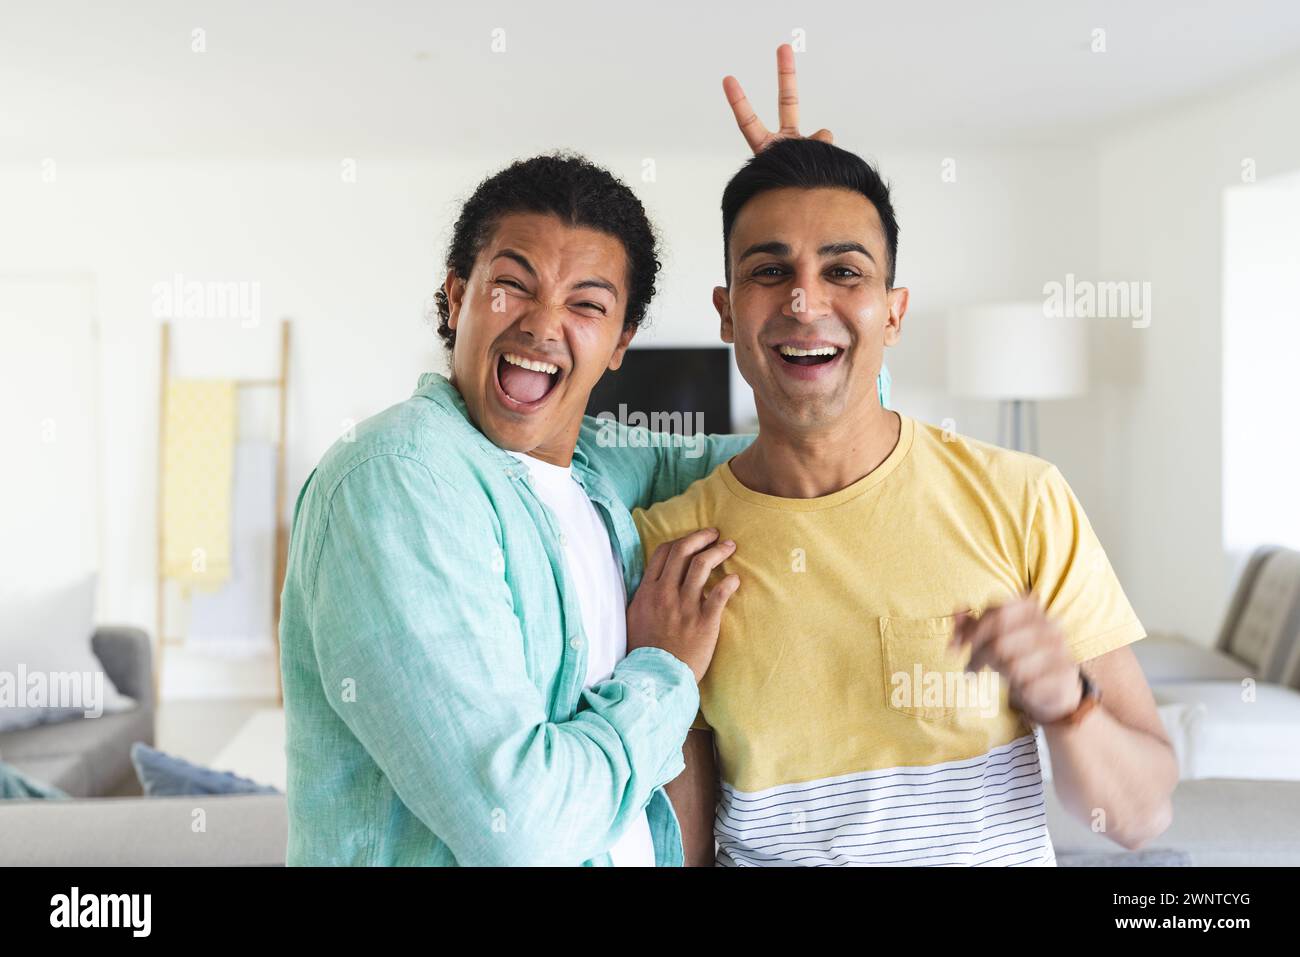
[279,373,753,866]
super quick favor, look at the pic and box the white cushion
[0,575,134,731]
[1154,681,1300,780]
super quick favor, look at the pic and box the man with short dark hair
[638,137,1177,867]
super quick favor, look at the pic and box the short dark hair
[721,139,899,288]
[434,152,660,353]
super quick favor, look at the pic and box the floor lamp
[946,302,1088,454]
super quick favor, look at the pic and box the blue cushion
[0,760,69,799]
[129,743,281,797]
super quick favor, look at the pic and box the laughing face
[442,213,637,466]
[714,186,907,432]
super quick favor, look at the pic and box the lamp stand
[997,399,1038,454]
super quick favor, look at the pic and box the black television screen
[585,346,732,435]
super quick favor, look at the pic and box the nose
[782,269,834,324]
[516,299,565,343]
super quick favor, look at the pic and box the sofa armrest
[92,626,154,711]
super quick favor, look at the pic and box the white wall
[1223,171,1300,555]
[1091,60,1300,642]
[0,275,99,586]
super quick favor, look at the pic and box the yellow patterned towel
[161,379,236,588]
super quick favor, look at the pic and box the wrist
[621,645,698,686]
[1045,668,1101,728]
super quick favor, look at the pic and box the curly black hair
[434,152,661,353]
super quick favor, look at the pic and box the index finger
[776,43,799,136]
[663,527,722,586]
[723,74,770,153]
[958,598,1040,655]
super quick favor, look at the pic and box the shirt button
[569,635,583,650]
[558,532,568,547]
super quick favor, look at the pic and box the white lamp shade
[947,301,1089,400]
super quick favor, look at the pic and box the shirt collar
[413,371,467,412]
[411,372,596,488]
[412,373,527,480]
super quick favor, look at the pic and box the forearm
[317,650,698,866]
[665,729,719,867]
[1042,709,1176,850]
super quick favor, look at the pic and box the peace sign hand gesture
[723,43,834,154]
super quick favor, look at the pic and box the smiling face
[715,186,908,433]
[443,212,636,466]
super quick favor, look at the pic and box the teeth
[777,345,840,357]
[503,353,560,375]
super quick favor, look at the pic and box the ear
[443,270,467,331]
[713,286,734,344]
[884,286,908,347]
[607,322,638,371]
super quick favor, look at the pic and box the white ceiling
[3,0,1300,160]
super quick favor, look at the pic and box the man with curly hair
[278,48,858,866]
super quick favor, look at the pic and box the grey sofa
[1132,545,1300,687]
[0,792,287,866]
[1129,545,1300,781]
[0,626,155,797]
[2,778,1298,866]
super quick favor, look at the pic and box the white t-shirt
[508,450,657,867]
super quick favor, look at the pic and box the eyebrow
[492,249,537,278]
[737,240,877,265]
[491,249,620,300]
[574,277,619,299]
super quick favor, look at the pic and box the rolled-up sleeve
[304,452,698,866]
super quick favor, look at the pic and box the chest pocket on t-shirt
[879,615,969,721]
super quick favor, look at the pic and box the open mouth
[494,351,562,410]
[770,343,846,381]
[774,344,843,366]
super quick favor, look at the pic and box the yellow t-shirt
[633,414,1145,867]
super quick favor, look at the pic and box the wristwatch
[1047,668,1102,727]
